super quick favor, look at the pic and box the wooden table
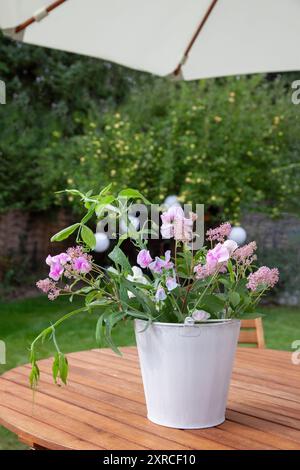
[0,347,299,450]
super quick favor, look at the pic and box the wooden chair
[238,318,265,348]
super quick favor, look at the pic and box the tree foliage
[0,35,299,222]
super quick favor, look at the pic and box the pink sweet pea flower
[161,206,185,225]
[161,206,196,242]
[72,256,92,274]
[46,252,71,280]
[173,217,194,243]
[149,250,174,273]
[206,243,231,267]
[194,241,235,280]
[192,310,211,321]
[161,206,184,239]
[160,223,174,239]
[163,250,174,270]
[149,257,165,273]
[57,253,71,265]
[155,286,167,302]
[46,252,70,266]
[49,261,64,281]
[137,249,153,268]
[166,277,178,291]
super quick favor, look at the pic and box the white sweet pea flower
[107,266,119,275]
[127,266,149,285]
[223,239,238,256]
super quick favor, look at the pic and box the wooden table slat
[0,347,299,450]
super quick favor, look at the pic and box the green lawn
[0,296,299,449]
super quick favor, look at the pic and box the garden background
[0,33,300,448]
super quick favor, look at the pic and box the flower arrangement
[30,186,279,387]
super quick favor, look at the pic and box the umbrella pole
[173,0,219,77]
[15,0,67,33]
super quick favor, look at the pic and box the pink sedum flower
[67,246,85,259]
[36,278,55,293]
[206,222,232,243]
[36,278,60,301]
[233,241,257,266]
[48,290,60,301]
[72,256,92,274]
[137,249,153,269]
[247,266,279,292]
[194,262,217,280]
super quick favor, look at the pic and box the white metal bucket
[134,319,241,429]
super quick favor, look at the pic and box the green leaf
[218,277,231,288]
[51,223,80,242]
[88,299,112,307]
[200,294,225,315]
[58,353,69,385]
[95,313,105,345]
[29,363,40,389]
[95,195,116,217]
[227,260,235,283]
[52,352,60,384]
[122,279,156,316]
[235,278,248,294]
[81,203,96,224]
[99,183,113,196]
[229,291,241,307]
[118,188,150,204]
[85,290,102,306]
[108,246,131,272]
[57,189,85,198]
[81,225,96,249]
[126,310,152,321]
[104,314,124,356]
[117,232,129,246]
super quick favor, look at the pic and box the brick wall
[0,209,75,281]
[242,212,300,305]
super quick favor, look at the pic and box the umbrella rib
[173,0,219,76]
[14,0,68,33]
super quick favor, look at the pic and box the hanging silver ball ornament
[164,195,181,209]
[120,215,140,234]
[229,226,247,246]
[94,232,110,252]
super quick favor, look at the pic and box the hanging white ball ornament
[94,232,110,252]
[229,226,247,246]
[120,215,140,234]
[164,195,181,209]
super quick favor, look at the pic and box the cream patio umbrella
[0,0,300,80]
